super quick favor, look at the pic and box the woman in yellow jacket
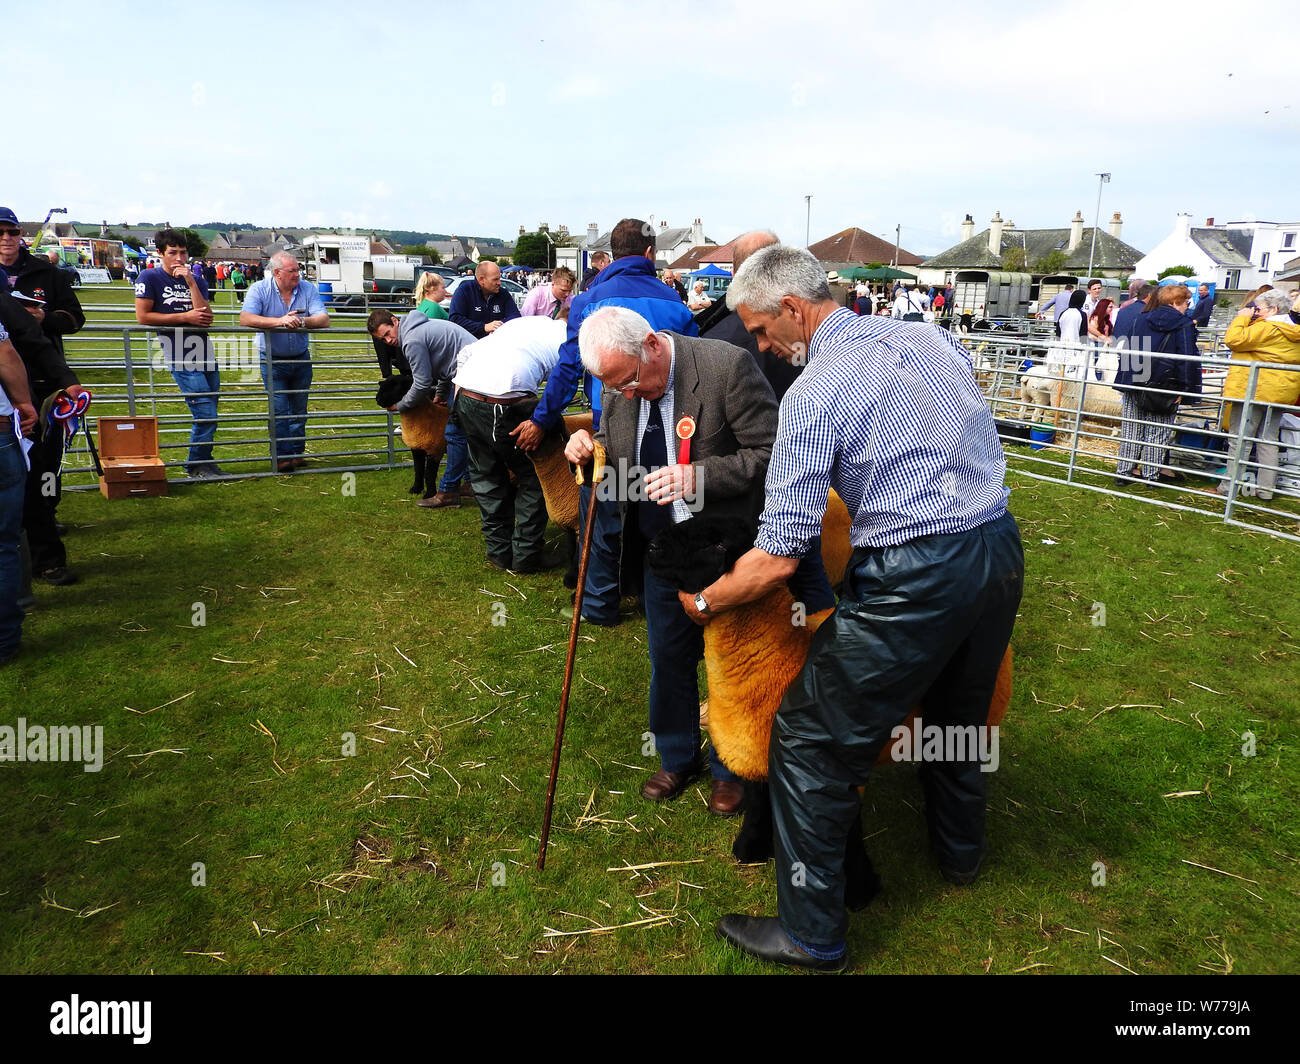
[1217,288,1300,501]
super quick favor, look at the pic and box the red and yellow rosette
[675,415,696,465]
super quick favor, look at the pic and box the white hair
[726,244,832,314]
[1255,289,1292,315]
[578,306,653,376]
[268,250,298,273]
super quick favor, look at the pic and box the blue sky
[11,0,1298,257]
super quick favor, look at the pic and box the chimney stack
[691,218,703,246]
[987,211,1004,256]
[660,220,668,229]
[1175,212,1192,240]
[1068,210,1084,251]
[1108,211,1123,240]
[587,222,598,243]
[1004,220,1016,231]
[961,214,974,242]
[1206,217,1215,226]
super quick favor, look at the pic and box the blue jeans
[438,388,469,491]
[575,481,623,624]
[643,555,737,782]
[261,357,312,460]
[0,428,27,661]
[170,367,221,468]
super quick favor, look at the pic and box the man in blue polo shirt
[509,218,697,626]
[684,245,1024,970]
[239,251,328,471]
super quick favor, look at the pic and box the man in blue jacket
[510,218,697,626]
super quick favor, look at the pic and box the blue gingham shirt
[756,309,1008,554]
[634,336,692,525]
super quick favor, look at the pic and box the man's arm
[0,336,37,433]
[2,295,79,393]
[528,317,584,431]
[237,282,302,329]
[300,286,329,329]
[42,263,86,337]
[134,272,212,327]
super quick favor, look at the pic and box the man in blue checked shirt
[680,245,1024,971]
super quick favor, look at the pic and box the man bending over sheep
[679,245,1025,971]
[367,309,476,509]
[453,314,569,572]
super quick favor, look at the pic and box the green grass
[0,469,1295,974]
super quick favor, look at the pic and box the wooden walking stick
[538,443,606,871]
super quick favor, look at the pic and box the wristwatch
[693,592,712,616]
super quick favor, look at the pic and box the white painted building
[1133,214,1300,290]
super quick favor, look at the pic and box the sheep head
[647,517,756,594]
[375,375,411,409]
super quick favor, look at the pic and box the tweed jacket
[593,332,778,528]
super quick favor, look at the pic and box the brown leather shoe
[708,779,745,817]
[417,492,460,509]
[641,764,702,802]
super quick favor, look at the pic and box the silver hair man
[578,305,654,376]
[727,244,832,315]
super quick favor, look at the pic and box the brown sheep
[374,376,449,461]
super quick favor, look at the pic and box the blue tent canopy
[690,263,732,277]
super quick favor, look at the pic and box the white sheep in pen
[1019,341,1124,435]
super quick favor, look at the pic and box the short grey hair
[578,306,653,376]
[1255,289,1292,315]
[268,250,298,273]
[726,244,832,314]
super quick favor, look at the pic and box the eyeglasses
[0,228,21,238]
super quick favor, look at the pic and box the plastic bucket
[1029,423,1055,450]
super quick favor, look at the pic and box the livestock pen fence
[54,312,416,485]
[966,327,1300,543]
[47,314,1300,542]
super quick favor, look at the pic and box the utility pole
[894,224,901,268]
[805,196,811,248]
[1087,172,1111,278]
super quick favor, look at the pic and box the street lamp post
[805,195,811,248]
[1087,172,1111,279]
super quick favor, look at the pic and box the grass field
[1,464,1296,975]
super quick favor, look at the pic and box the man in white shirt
[891,285,925,320]
[1081,278,1103,318]
[687,280,713,312]
[453,314,569,572]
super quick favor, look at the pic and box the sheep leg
[843,798,882,911]
[731,780,774,864]
[409,448,429,496]
[561,528,579,590]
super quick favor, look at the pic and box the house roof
[921,227,1144,271]
[1189,227,1253,268]
[667,244,720,271]
[808,227,923,267]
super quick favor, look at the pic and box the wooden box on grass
[98,416,168,499]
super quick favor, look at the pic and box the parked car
[442,275,528,311]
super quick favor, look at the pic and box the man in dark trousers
[683,245,1023,970]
